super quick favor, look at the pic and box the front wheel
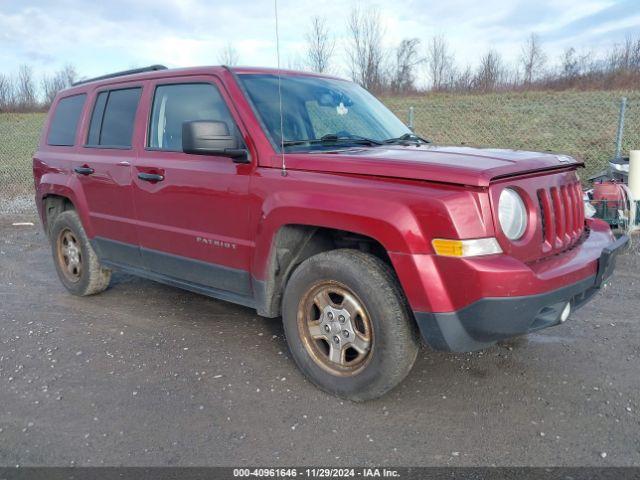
[282,249,419,401]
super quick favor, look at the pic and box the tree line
[0,49,243,113]
[304,7,640,94]
[2,8,638,113]
[0,64,77,113]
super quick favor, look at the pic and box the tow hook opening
[530,300,572,331]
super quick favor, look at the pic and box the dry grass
[0,113,46,197]
[383,90,640,181]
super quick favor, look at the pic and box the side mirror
[182,120,249,163]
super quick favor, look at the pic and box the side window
[86,87,141,148]
[148,83,239,151]
[46,94,86,146]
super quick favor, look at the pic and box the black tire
[282,249,420,401]
[49,210,111,296]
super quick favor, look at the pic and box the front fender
[249,168,493,281]
[252,196,425,282]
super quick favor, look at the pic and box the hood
[282,145,582,187]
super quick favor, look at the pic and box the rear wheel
[50,210,111,296]
[282,249,419,401]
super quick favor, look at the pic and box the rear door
[73,84,143,266]
[131,76,254,300]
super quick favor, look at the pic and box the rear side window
[46,94,86,146]
[87,87,141,148]
[148,83,238,151]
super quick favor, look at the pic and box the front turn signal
[432,238,502,257]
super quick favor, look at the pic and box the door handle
[74,166,94,175]
[137,172,165,182]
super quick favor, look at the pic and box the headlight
[498,188,527,240]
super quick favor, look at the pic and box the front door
[131,77,254,300]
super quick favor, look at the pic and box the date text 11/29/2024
[233,468,400,478]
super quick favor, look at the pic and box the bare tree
[504,61,522,88]
[0,73,14,111]
[346,5,387,91]
[41,75,65,107]
[16,64,37,111]
[560,47,592,80]
[474,50,505,91]
[218,43,240,66]
[451,65,473,91]
[425,35,454,90]
[305,15,335,73]
[389,38,422,93]
[606,36,640,72]
[561,47,579,78]
[632,37,640,71]
[520,33,546,84]
[41,64,78,107]
[60,64,77,85]
[286,54,305,71]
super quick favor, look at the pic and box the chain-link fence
[0,112,45,214]
[384,90,639,182]
[0,91,638,214]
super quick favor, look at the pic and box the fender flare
[251,200,428,280]
[36,174,94,238]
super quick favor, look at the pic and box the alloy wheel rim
[297,281,373,376]
[56,228,82,283]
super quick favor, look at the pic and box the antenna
[274,0,287,177]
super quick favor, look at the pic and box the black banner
[0,468,639,480]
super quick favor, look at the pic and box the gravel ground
[0,215,639,467]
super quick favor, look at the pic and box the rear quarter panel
[33,90,94,235]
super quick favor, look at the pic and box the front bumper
[414,234,629,352]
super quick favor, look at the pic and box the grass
[383,90,640,181]
[0,90,638,209]
[0,112,46,199]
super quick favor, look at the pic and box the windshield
[238,74,412,152]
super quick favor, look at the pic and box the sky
[0,0,638,84]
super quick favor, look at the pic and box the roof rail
[72,65,168,86]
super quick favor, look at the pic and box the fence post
[615,97,627,159]
[408,106,414,131]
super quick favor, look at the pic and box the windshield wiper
[383,133,430,145]
[283,134,384,147]
[319,134,384,145]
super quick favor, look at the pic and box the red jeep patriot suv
[33,65,627,400]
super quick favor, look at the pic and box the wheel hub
[320,306,356,349]
[298,282,373,375]
[56,229,82,283]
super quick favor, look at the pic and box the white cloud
[0,0,634,82]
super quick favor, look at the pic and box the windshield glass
[239,74,411,151]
